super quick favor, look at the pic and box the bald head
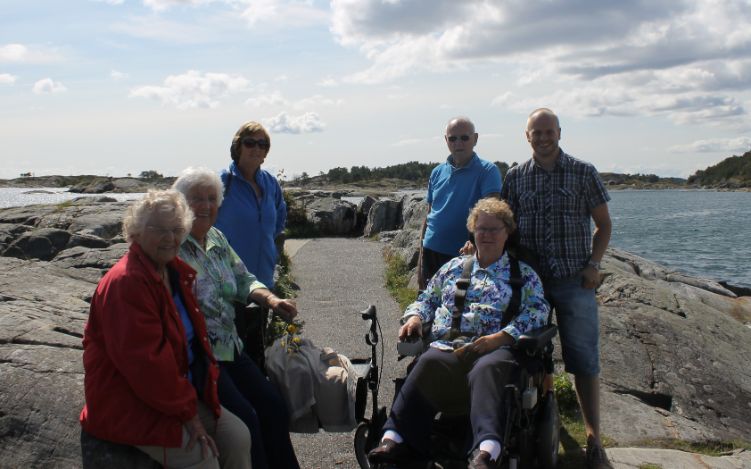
[525,108,561,166]
[526,108,559,131]
[446,116,476,135]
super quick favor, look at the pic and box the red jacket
[79,243,221,447]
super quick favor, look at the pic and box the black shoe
[468,449,501,469]
[367,439,415,465]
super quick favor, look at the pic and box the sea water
[608,190,750,288]
[1,188,749,287]
[0,187,144,208]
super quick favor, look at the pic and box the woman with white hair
[173,167,300,469]
[80,190,251,469]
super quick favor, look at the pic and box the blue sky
[2,0,751,180]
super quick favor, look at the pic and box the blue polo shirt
[423,153,502,255]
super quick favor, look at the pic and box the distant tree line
[297,160,514,184]
[687,151,751,187]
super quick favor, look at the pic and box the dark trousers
[218,351,300,469]
[421,247,455,287]
[384,347,519,456]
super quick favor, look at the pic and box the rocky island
[0,191,749,468]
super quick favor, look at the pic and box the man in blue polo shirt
[417,116,502,289]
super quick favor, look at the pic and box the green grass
[273,250,297,300]
[639,464,663,469]
[283,190,320,238]
[630,438,751,456]
[54,199,74,212]
[384,251,418,310]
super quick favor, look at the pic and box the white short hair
[122,190,193,243]
[172,167,224,207]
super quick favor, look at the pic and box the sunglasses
[241,137,270,150]
[447,135,471,142]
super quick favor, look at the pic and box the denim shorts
[545,274,600,376]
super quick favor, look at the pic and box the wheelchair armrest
[514,324,558,353]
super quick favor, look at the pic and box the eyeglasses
[474,225,506,235]
[447,135,471,143]
[188,195,218,206]
[146,225,186,238]
[241,137,270,150]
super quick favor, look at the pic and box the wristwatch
[587,259,601,271]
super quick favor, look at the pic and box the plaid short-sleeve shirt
[501,151,610,279]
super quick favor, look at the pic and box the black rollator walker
[352,305,561,469]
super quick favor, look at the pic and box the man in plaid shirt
[501,108,613,469]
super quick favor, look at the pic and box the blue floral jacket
[403,253,550,349]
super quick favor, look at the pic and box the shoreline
[1,175,749,193]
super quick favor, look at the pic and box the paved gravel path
[286,237,409,469]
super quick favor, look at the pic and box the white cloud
[32,78,67,94]
[129,70,250,109]
[263,111,325,134]
[330,0,751,127]
[112,16,213,44]
[143,0,210,12]
[391,138,423,147]
[245,90,289,107]
[318,77,338,87]
[0,43,63,63]
[669,137,751,153]
[245,91,342,110]
[239,0,327,28]
[91,0,125,5]
[110,70,128,80]
[0,73,17,85]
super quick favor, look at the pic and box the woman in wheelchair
[367,198,550,469]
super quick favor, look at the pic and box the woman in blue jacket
[215,121,287,289]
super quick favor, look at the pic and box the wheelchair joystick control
[397,335,423,357]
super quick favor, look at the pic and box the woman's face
[186,185,219,241]
[237,130,270,175]
[472,211,508,261]
[135,210,184,269]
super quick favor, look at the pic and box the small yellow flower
[292,336,302,344]
[287,324,298,334]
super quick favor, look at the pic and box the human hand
[459,240,475,256]
[398,316,423,341]
[467,334,504,356]
[269,297,298,322]
[581,265,601,289]
[185,414,218,459]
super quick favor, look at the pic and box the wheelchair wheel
[535,392,560,468]
[354,421,373,469]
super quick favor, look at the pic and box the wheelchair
[352,305,560,469]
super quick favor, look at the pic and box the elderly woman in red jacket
[79,190,251,469]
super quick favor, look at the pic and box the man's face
[445,121,478,166]
[526,113,561,163]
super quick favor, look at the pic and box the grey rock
[2,227,72,261]
[69,178,115,194]
[304,197,357,235]
[81,431,159,469]
[363,199,402,237]
[400,192,428,230]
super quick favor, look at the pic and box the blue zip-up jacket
[215,162,287,288]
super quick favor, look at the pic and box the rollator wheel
[354,421,373,469]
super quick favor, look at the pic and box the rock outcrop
[1,195,750,468]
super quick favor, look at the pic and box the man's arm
[581,202,612,289]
